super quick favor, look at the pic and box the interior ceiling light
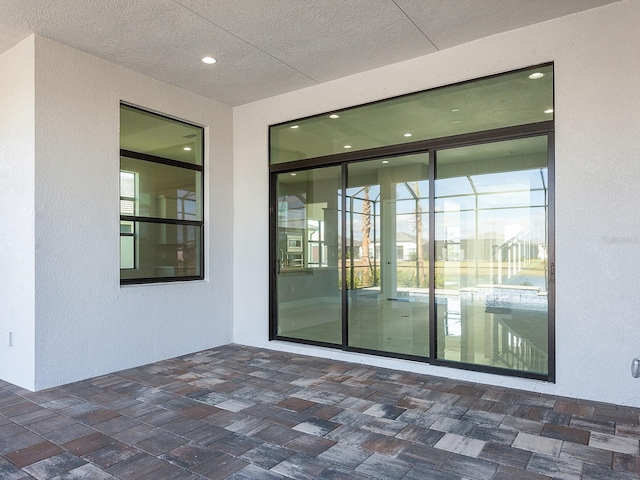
[202,56,216,64]
[381,160,389,164]
[344,145,352,149]
[544,108,554,114]
[404,133,412,137]
[452,120,461,124]
[183,147,192,151]
[451,108,460,112]
[528,72,544,79]
[329,114,340,119]
[291,173,297,176]
[290,125,299,129]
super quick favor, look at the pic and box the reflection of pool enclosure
[270,64,554,381]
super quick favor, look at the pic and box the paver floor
[1,344,639,479]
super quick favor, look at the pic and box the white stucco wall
[233,0,640,406]
[29,37,233,390]
[0,37,36,390]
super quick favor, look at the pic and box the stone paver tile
[271,452,333,480]
[135,431,188,455]
[360,432,410,456]
[283,433,335,456]
[614,452,640,475]
[189,451,249,479]
[0,431,50,456]
[362,403,406,419]
[396,424,445,446]
[0,457,36,479]
[354,452,413,480]
[542,423,590,445]
[499,415,544,435]
[434,432,486,458]
[160,444,217,469]
[554,401,595,418]
[81,442,140,469]
[292,418,339,437]
[570,416,616,435]
[23,452,86,480]
[208,432,262,456]
[512,432,563,457]
[316,465,372,480]
[215,399,254,412]
[494,465,551,480]
[239,442,295,469]
[317,443,371,469]
[276,397,317,413]
[527,452,583,480]
[582,463,640,480]
[226,463,287,480]
[479,441,532,469]
[73,408,121,426]
[5,440,64,467]
[430,416,476,436]
[560,442,613,469]
[589,432,640,455]
[105,452,166,479]
[362,416,407,437]
[441,452,498,479]
[253,424,301,445]
[402,463,461,480]
[49,463,115,479]
[63,432,115,456]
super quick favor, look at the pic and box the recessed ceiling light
[528,72,544,79]
[202,56,216,64]
[344,145,352,149]
[381,160,389,164]
[544,108,554,114]
[291,173,297,176]
[329,114,340,119]
[451,108,460,112]
[183,147,192,151]
[452,120,461,124]
[290,125,299,129]
[404,133,412,137]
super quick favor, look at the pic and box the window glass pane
[435,136,548,375]
[271,65,553,164]
[120,157,202,221]
[120,105,203,165]
[120,222,202,280]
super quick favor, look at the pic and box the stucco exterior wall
[0,36,36,390]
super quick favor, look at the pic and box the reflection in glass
[346,155,429,356]
[120,105,203,165]
[435,136,548,374]
[120,222,201,280]
[120,157,202,221]
[270,65,553,164]
[275,167,342,344]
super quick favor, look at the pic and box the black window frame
[119,104,205,285]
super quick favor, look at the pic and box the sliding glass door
[271,134,551,378]
[274,167,342,345]
[346,155,430,356]
[434,136,549,374]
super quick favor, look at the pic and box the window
[119,105,204,284]
[270,64,554,381]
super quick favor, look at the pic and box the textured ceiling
[0,0,621,106]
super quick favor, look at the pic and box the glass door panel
[346,154,430,356]
[435,136,549,374]
[275,167,342,344]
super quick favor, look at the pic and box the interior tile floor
[1,345,639,480]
